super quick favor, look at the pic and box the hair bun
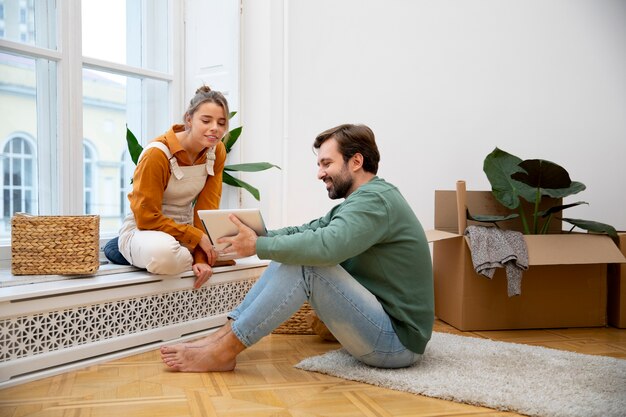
[196,85,212,94]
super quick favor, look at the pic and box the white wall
[242,0,626,231]
[185,0,241,209]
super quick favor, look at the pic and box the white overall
[118,141,216,275]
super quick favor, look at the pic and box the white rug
[295,331,626,417]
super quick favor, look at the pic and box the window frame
[0,0,184,266]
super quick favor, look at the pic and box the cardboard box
[427,182,626,331]
[608,233,626,328]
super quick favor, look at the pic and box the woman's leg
[103,237,130,265]
[122,229,193,275]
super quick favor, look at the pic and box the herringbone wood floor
[1,319,625,417]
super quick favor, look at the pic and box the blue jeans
[229,261,420,368]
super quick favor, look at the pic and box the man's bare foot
[160,322,245,372]
[160,343,237,372]
[164,320,233,350]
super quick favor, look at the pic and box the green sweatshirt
[256,177,434,354]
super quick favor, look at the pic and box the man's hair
[313,124,380,174]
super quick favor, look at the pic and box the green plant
[467,147,617,237]
[125,111,279,200]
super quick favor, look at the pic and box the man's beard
[327,166,353,200]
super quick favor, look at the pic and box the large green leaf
[224,162,281,172]
[223,126,242,153]
[512,159,571,189]
[466,208,519,224]
[223,171,261,201]
[511,159,586,199]
[126,125,143,165]
[538,201,587,217]
[541,181,586,199]
[483,148,526,209]
[561,218,618,238]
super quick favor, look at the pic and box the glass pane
[12,189,21,212]
[82,67,169,235]
[84,162,91,184]
[0,51,53,242]
[11,158,21,185]
[82,0,169,72]
[2,157,9,184]
[3,190,9,218]
[0,0,57,49]
[25,189,31,212]
[24,156,32,185]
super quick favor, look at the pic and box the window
[1,134,36,234]
[83,141,95,214]
[0,0,182,250]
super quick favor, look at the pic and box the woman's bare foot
[160,322,245,372]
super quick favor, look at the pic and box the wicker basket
[272,301,315,334]
[11,214,100,275]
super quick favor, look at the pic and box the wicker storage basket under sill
[11,213,100,275]
[271,301,315,335]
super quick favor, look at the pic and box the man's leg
[160,320,244,372]
[160,261,306,371]
[161,261,289,349]
[304,265,420,368]
[161,261,418,371]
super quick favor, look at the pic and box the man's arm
[218,192,390,265]
[258,193,390,266]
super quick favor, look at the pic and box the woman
[106,86,229,289]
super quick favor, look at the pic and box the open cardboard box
[426,181,626,331]
[608,233,626,328]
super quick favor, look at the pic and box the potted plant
[126,111,279,200]
[467,147,616,238]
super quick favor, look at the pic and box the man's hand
[217,214,259,258]
[192,263,213,289]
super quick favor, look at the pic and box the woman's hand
[192,263,213,289]
[198,234,218,265]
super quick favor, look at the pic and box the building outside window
[1,134,36,224]
[0,0,180,248]
[83,141,95,214]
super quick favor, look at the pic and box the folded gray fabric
[464,225,529,296]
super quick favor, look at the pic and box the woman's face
[187,101,227,149]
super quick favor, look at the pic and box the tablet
[197,208,267,260]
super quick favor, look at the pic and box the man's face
[317,138,354,199]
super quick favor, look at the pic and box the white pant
[119,227,192,275]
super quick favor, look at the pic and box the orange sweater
[128,124,226,265]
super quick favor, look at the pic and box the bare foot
[160,343,236,372]
[160,322,245,372]
[164,320,233,350]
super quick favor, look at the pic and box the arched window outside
[83,141,96,214]
[1,134,37,234]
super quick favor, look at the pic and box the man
[160,123,434,372]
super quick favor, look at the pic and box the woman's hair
[313,123,380,174]
[184,85,230,132]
